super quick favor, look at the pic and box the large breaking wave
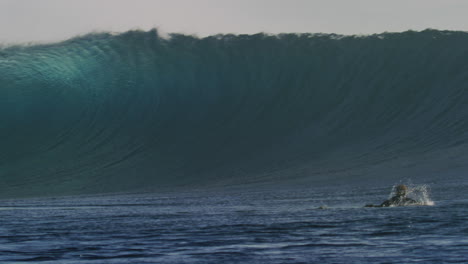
[2,29,468,197]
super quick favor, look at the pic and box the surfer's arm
[365,204,382,207]
[380,200,391,207]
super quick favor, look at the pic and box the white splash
[389,183,434,206]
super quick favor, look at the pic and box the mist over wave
[2,29,468,198]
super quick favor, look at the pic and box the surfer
[380,184,417,207]
[365,184,417,207]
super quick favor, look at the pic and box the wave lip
[2,29,468,197]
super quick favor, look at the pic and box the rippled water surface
[1,184,467,263]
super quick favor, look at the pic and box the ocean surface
[0,183,467,263]
[2,29,468,262]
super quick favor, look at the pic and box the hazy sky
[1,0,468,43]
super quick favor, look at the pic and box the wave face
[2,29,468,197]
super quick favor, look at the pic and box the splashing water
[388,183,434,206]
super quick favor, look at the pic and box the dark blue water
[1,182,467,263]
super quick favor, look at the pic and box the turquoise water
[2,29,468,197]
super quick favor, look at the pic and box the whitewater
[1,29,468,263]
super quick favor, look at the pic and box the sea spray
[388,183,434,206]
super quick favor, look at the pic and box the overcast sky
[1,0,468,43]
